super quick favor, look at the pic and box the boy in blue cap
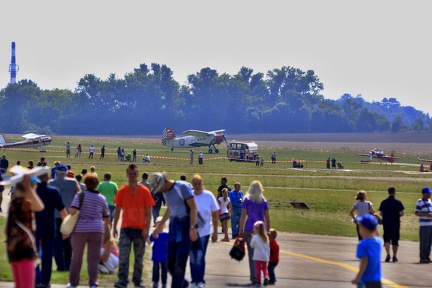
[351,214,383,288]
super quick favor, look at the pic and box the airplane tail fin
[162,128,176,139]
[0,135,7,145]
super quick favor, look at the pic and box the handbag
[219,212,231,221]
[229,236,245,261]
[60,192,85,234]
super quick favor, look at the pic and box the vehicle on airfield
[227,141,258,161]
[161,127,227,153]
[356,148,399,163]
[0,133,52,152]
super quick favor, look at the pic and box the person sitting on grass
[98,226,119,274]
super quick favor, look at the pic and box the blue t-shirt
[163,181,194,219]
[150,232,168,263]
[356,237,383,283]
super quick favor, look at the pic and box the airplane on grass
[162,128,227,153]
[417,157,432,163]
[0,133,52,152]
[356,148,399,163]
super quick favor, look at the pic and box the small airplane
[356,148,399,163]
[417,157,432,163]
[161,128,227,153]
[0,133,52,152]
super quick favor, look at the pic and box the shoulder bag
[60,192,85,234]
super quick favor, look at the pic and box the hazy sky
[1,1,431,114]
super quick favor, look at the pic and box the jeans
[152,261,167,284]
[54,218,71,271]
[267,262,278,283]
[419,225,432,259]
[117,228,146,287]
[189,234,210,284]
[244,231,256,281]
[108,205,115,222]
[36,235,55,286]
[231,207,242,238]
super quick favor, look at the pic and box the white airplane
[0,133,52,152]
[162,127,227,153]
[0,165,50,186]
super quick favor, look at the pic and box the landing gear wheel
[215,149,219,153]
[208,148,213,153]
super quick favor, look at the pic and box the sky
[1,1,431,114]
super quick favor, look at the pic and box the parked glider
[161,128,227,153]
[0,133,52,151]
[357,148,399,163]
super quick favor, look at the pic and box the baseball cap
[422,187,432,194]
[56,164,68,172]
[149,172,167,193]
[356,214,378,230]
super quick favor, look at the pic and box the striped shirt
[71,190,110,233]
[415,198,432,226]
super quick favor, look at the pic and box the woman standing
[6,174,45,288]
[349,190,375,240]
[67,174,110,288]
[190,174,219,288]
[239,180,270,286]
[218,188,231,242]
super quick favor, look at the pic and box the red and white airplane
[162,128,227,153]
[357,148,399,163]
[0,133,52,152]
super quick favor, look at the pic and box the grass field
[0,132,431,285]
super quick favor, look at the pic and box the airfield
[1,132,432,287]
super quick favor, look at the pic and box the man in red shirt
[113,164,155,288]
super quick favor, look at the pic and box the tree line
[0,63,430,135]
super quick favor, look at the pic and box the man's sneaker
[196,282,205,288]
[134,283,145,288]
[263,278,269,286]
[420,258,430,263]
[392,256,398,262]
[385,255,391,262]
[153,282,158,288]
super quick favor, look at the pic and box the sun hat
[149,172,167,193]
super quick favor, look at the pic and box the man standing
[113,164,154,288]
[89,145,95,159]
[271,151,277,164]
[379,187,405,262]
[0,154,8,212]
[150,172,198,288]
[229,182,244,239]
[66,142,71,158]
[331,157,337,169]
[189,150,194,164]
[97,173,118,223]
[198,152,203,165]
[35,170,68,288]
[133,149,137,162]
[415,187,432,263]
[49,164,81,271]
[100,145,105,160]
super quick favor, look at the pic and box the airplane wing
[22,133,46,139]
[182,129,225,137]
[0,166,50,185]
[182,130,213,137]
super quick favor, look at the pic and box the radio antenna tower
[9,42,19,84]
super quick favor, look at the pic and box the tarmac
[1,196,431,287]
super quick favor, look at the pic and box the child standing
[218,188,231,242]
[149,216,168,288]
[351,214,383,288]
[268,229,280,285]
[250,221,270,287]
